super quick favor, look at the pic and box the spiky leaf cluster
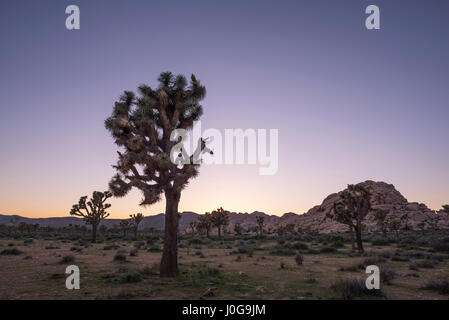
[105,72,208,206]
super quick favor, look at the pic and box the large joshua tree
[105,72,210,277]
[326,183,372,253]
[69,191,112,243]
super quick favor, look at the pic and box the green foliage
[105,72,208,205]
[331,278,384,300]
[0,248,23,255]
[421,278,449,294]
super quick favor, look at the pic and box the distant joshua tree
[388,219,401,241]
[417,221,426,235]
[119,219,131,237]
[105,72,210,277]
[189,221,197,235]
[326,183,372,253]
[256,216,265,237]
[373,209,388,237]
[69,191,112,243]
[210,207,230,238]
[197,212,213,237]
[234,223,243,235]
[130,213,144,237]
[442,205,449,213]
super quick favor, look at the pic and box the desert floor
[0,236,448,300]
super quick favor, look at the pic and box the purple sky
[0,0,448,218]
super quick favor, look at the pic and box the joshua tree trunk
[217,226,222,238]
[355,224,364,253]
[160,189,181,277]
[92,223,98,243]
[349,225,355,251]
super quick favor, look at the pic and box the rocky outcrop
[273,180,449,233]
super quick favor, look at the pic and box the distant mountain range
[1,181,448,233]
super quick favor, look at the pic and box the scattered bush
[103,244,120,251]
[320,246,337,253]
[371,237,389,246]
[421,278,449,295]
[380,265,397,283]
[147,245,162,252]
[331,278,383,300]
[45,245,60,250]
[1,248,23,255]
[60,255,75,263]
[129,249,138,256]
[116,270,143,283]
[409,260,437,270]
[114,252,127,262]
[431,238,449,253]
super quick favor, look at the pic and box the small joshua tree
[189,221,197,235]
[374,209,388,237]
[130,213,144,237]
[388,219,401,241]
[210,207,229,238]
[326,183,372,253]
[256,216,265,237]
[69,191,112,243]
[197,212,212,237]
[234,223,243,235]
[105,72,210,277]
[119,219,131,237]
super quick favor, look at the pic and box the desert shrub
[129,249,138,256]
[421,278,449,295]
[391,255,410,262]
[409,260,436,270]
[103,244,120,250]
[339,264,359,272]
[430,238,449,253]
[371,237,389,246]
[0,248,23,255]
[8,243,14,247]
[269,247,296,256]
[380,265,397,283]
[305,248,320,254]
[305,276,317,284]
[331,278,383,300]
[133,241,145,249]
[116,270,142,283]
[23,239,34,245]
[378,251,392,259]
[358,257,387,269]
[280,261,286,269]
[147,245,162,252]
[60,255,75,263]
[319,246,337,253]
[70,247,83,252]
[295,251,303,265]
[292,242,309,250]
[114,252,127,262]
[188,238,205,245]
[232,245,253,255]
[45,245,60,250]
